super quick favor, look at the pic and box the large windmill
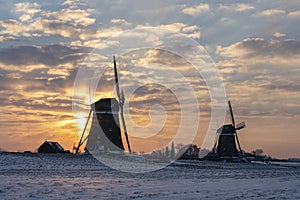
[212,100,246,158]
[74,56,131,154]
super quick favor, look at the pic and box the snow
[0,152,299,199]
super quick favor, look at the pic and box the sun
[73,112,91,136]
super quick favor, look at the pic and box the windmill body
[85,98,124,152]
[216,124,239,157]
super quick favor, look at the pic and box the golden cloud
[182,4,210,16]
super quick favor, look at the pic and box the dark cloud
[240,39,300,58]
[261,83,300,92]
[12,99,72,113]
[0,44,85,67]
[0,44,85,117]
[217,39,300,59]
[217,39,300,85]
[128,83,181,115]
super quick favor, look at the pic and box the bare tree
[170,141,175,159]
[252,149,264,157]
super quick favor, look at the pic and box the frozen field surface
[0,153,299,199]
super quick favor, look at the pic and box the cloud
[15,2,41,22]
[15,2,41,14]
[287,10,300,17]
[273,32,286,38]
[181,25,201,39]
[216,38,300,65]
[254,9,286,16]
[15,2,42,17]
[43,8,96,27]
[62,0,87,9]
[218,4,255,12]
[182,4,210,16]
[111,18,131,27]
[215,38,300,120]
[261,83,300,92]
[0,2,98,40]
[136,23,201,39]
[0,44,84,145]
[0,35,16,42]
[0,44,85,71]
[0,19,23,36]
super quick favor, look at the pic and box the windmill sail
[236,121,246,130]
[228,100,235,127]
[113,56,131,153]
[74,109,92,153]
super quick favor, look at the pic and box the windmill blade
[235,132,243,155]
[236,121,246,130]
[120,89,131,152]
[212,134,218,153]
[89,87,92,105]
[72,143,76,153]
[120,103,131,153]
[75,109,92,154]
[78,133,90,148]
[121,90,125,107]
[113,56,131,153]
[228,100,236,127]
[113,56,121,100]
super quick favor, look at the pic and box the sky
[0,0,299,158]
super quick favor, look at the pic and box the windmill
[212,100,246,158]
[74,56,131,153]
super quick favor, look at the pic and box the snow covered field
[0,153,299,199]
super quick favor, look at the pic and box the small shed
[38,141,65,153]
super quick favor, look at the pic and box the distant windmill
[212,100,246,157]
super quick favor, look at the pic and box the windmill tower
[212,101,246,158]
[74,56,131,153]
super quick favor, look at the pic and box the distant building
[179,144,200,159]
[38,141,65,153]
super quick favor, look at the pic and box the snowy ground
[0,153,299,199]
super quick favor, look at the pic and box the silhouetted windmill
[212,100,246,157]
[74,56,131,153]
